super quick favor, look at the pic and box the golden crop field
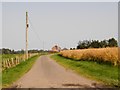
[60,47,119,66]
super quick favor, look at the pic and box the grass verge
[51,54,118,87]
[2,55,40,88]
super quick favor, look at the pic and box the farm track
[13,55,105,88]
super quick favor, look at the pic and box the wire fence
[2,53,38,71]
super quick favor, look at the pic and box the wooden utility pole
[26,11,28,59]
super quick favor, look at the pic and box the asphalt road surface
[13,55,100,88]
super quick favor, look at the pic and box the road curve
[13,55,98,88]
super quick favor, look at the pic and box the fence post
[8,59,11,67]
[2,59,5,69]
[2,60,5,70]
[17,57,19,65]
[5,59,9,68]
[11,58,15,67]
[4,60,6,68]
[15,57,17,65]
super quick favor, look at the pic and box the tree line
[77,38,118,49]
[0,48,45,54]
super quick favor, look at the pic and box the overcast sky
[2,2,118,50]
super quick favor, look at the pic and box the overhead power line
[28,13,45,50]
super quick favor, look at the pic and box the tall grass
[60,47,119,66]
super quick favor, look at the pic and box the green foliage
[77,38,118,49]
[51,54,119,87]
[90,40,100,48]
[0,48,48,54]
[100,40,108,48]
[70,48,76,50]
[108,38,118,47]
[1,48,13,54]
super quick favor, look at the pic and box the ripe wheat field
[60,47,119,66]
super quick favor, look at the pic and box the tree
[2,48,12,54]
[11,50,15,54]
[77,38,118,49]
[70,48,73,50]
[90,40,100,48]
[108,38,118,47]
[77,40,92,49]
[77,41,85,49]
[100,40,108,48]
[83,40,91,48]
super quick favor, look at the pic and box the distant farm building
[62,48,68,51]
[51,45,61,52]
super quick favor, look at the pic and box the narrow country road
[13,55,99,88]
